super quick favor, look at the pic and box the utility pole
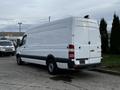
[18,22,22,32]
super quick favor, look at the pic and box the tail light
[68,44,75,59]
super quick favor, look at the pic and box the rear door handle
[90,50,94,52]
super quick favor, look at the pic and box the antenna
[49,16,51,22]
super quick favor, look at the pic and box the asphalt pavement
[0,56,120,90]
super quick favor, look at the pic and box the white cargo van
[16,17,101,74]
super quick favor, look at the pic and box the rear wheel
[16,55,24,65]
[47,60,57,75]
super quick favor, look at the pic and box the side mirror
[19,42,23,47]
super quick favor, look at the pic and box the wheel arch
[46,54,55,65]
[16,53,20,58]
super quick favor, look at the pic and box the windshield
[0,41,12,46]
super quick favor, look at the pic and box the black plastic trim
[19,54,73,63]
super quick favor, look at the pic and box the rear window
[0,41,12,46]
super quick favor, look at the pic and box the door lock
[88,41,91,44]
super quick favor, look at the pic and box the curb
[92,68,120,76]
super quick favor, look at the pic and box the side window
[22,35,27,45]
[20,35,27,46]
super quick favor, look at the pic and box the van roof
[26,16,98,34]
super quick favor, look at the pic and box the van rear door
[74,18,101,64]
[74,19,89,60]
[88,21,101,59]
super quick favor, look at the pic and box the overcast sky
[0,0,120,31]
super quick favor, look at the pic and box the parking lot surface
[0,56,120,90]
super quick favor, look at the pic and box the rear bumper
[68,61,101,69]
[0,51,15,55]
[73,63,101,69]
[55,58,101,69]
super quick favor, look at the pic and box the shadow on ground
[22,63,96,82]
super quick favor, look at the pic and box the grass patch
[102,54,120,71]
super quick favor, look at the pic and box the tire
[16,55,24,65]
[12,52,15,56]
[0,52,2,56]
[47,60,57,75]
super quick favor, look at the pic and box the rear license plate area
[80,60,85,64]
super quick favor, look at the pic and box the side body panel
[18,17,73,69]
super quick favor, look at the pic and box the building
[0,32,25,47]
[0,32,24,40]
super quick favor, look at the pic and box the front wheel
[47,61,57,75]
[16,56,24,65]
[12,52,15,56]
